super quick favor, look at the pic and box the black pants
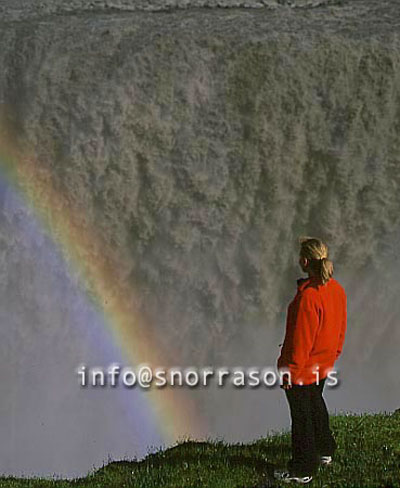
[284,377,337,476]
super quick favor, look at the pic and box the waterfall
[0,0,399,477]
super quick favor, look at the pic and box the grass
[0,412,399,488]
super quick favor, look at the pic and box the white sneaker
[274,470,313,484]
[320,455,333,465]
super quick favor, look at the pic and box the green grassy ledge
[0,412,399,488]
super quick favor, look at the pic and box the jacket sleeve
[283,290,321,383]
[336,292,347,360]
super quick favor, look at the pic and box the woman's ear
[299,256,308,269]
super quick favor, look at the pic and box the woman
[274,237,347,484]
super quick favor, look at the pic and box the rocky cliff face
[0,0,399,478]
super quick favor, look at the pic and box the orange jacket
[277,276,347,385]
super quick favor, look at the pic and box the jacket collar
[297,276,321,291]
[297,277,310,291]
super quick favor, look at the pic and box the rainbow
[0,108,207,446]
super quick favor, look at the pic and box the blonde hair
[299,236,334,285]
